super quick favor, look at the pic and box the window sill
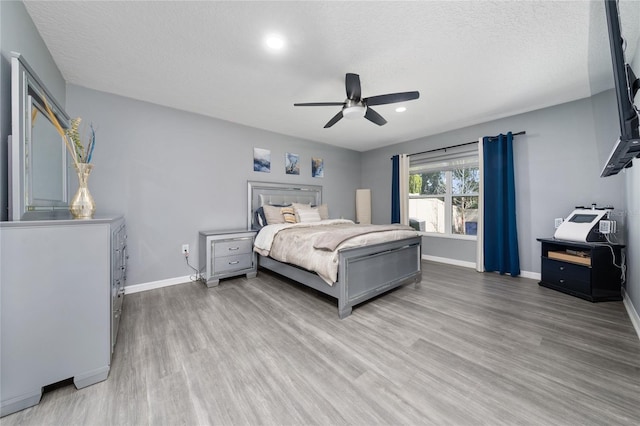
[418,232,477,241]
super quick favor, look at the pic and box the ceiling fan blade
[324,111,344,128]
[364,107,387,126]
[294,102,344,106]
[364,91,420,106]
[345,73,361,100]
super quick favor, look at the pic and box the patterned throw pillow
[281,207,297,223]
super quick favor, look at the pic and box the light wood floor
[3,261,640,425]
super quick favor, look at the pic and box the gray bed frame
[248,181,422,318]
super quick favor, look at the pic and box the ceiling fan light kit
[343,104,366,119]
[294,73,419,128]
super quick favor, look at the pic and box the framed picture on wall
[285,153,300,175]
[253,148,271,173]
[311,157,324,178]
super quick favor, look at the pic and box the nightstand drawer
[214,238,253,257]
[542,258,590,281]
[542,258,591,294]
[214,253,253,274]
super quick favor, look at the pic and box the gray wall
[0,0,67,221]
[3,0,637,324]
[623,43,640,317]
[361,92,625,274]
[66,85,361,286]
[625,157,639,319]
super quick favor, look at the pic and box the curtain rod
[394,131,526,159]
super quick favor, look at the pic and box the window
[408,149,479,238]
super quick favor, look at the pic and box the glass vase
[70,163,96,219]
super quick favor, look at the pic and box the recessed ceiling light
[395,107,407,113]
[265,34,285,51]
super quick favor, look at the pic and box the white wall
[66,85,362,286]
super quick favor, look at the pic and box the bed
[247,181,422,318]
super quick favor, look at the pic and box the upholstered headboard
[247,181,322,229]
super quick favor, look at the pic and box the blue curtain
[391,155,400,223]
[483,132,520,276]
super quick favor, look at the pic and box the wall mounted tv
[600,0,640,177]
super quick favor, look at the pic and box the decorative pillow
[317,204,329,220]
[296,208,322,223]
[281,207,297,223]
[262,204,285,224]
[253,207,266,229]
[292,202,312,212]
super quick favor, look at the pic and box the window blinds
[409,143,479,173]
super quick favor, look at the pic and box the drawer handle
[229,260,240,265]
[228,247,240,251]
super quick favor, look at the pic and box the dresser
[199,229,257,287]
[0,216,126,416]
[537,238,624,302]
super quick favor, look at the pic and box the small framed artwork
[253,148,271,173]
[285,153,300,175]
[311,157,324,178]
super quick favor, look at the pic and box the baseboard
[519,270,541,281]
[128,260,542,295]
[422,255,540,280]
[622,287,640,341]
[422,254,476,269]
[124,275,192,294]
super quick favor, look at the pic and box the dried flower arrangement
[42,97,96,167]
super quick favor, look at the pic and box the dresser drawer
[213,253,254,274]
[542,258,591,295]
[213,238,253,257]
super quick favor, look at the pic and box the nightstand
[199,229,257,287]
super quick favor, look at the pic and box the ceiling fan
[294,73,419,128]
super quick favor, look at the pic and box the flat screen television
[600,0,640,177]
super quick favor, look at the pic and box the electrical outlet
[182,244,189,255]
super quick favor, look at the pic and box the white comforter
[254,220,419,285]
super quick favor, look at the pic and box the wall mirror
[9,52,70,220]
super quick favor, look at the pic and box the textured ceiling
[23,0,640,152]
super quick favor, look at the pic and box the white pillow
[317,204,329,220]
[296,208,322,223]
[292,202,312,211]
[262,204,285,224]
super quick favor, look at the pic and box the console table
[537,238,624,302]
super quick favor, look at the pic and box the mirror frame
[9,52,71,220]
